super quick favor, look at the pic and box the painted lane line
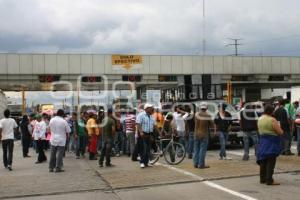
[226,151,254,156]
[157,162,258,200]
[204,181,258,200]
[156,163,204,181]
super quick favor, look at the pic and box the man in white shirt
[49,109,71,173]
[33,114,47,164]
[0,109,18,171]
[173,105,189,147]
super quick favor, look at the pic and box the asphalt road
[0,141,299,200]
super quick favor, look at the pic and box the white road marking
[226,151,254,156]
[157,162,258,200]
[204,181,258,200]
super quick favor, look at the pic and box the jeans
[2,139,14,167]
[132,137,142,161]
[297,127,300,154]
[126,131,135,155]
[76,135,87,157]
[193,137,209,167]
[188,132,194,156]
[281,131,292,154]
[141,136,151,165]
[99,139,113,165]
[68,134,76,152]
[114,131,125,154]
[49,145,65,170]
[259,156,277,184]
[219,131,228,158]
[243,131,259,159]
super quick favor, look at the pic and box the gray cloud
[0,0,300,55]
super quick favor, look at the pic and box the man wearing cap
[194,103,216,168]
[136,103,156,168]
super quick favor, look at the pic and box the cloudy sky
[0,0,300,56]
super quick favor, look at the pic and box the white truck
[291,86,300,103]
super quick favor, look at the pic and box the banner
[111,55,143,70]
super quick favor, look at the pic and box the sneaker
[242,156,249,161]
[137,156,141,161]
[224,157,232,160]
[49,168,54,173]
[116,153,120,157]
[106,163,115,167]
[99,164,103,168]
[140,163,145,168]
[7,166,12,171]
[147,163,153,167]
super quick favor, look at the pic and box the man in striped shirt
[125,110,136,157]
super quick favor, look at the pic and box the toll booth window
[158,75,177,82]
[231,76,249,81]
[268,75,285,81]
[81,76,102,82]
[122,75,142,82]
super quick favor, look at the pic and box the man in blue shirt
[136,103,156,168]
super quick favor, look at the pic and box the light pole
[202,0,206,56]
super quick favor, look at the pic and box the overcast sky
[0,0,300,56]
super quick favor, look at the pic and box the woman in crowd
[257,104,283,186]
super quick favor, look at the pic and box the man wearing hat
[194,103,216,168]
[136,103,156,168]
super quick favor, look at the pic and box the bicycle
[149,133,186,165]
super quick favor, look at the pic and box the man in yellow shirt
[87,110,100,160]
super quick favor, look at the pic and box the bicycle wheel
[163,142,186,165]
[149,141,161,165]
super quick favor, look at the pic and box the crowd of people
[0,99,299,186]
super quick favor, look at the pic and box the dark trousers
[76,135,87,157]
[141,136,151,165]
[21,136,31,157]
[99,139,112,165]
[2,139,14,167]
[132,137,143,161]
[36,140,47,162]
[260,156,277,184]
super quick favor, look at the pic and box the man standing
[125,109,136,157]
[33,114,47,164]
[240,104,259,161]
[49,109,71,173]
[173,106,189,147]
[214,103,232,160]
[19,115,32,158]
[99,108,115,167]
[75,112,87,159]
[194,103,215,169]
[274,100,293,155]
[136,103,156,168]
[0,109,18,171]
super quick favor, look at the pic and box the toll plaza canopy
[0,54,300,102]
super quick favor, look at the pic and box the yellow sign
[112,55,143,70]
[41,104,54,112]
